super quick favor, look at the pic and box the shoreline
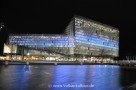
[0,60,117,65]
[0,60,136,69]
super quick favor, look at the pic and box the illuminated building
[3,16,119,62]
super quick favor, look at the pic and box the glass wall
[74,17,119,57]
[7,16,119,60]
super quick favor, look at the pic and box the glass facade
[7,16,119,61]
[74,17,119,57]
[9,35,74,47]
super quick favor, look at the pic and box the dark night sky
[0,0,136,59]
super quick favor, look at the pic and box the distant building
[2,16,119,61]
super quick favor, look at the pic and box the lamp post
[0,22,4,31]
[0,22,5,55]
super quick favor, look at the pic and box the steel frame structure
[7,16,119,60]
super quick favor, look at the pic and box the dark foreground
[0,65,136,90]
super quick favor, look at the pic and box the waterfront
[0,65,136,90]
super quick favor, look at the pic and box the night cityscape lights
[1,16,119,61]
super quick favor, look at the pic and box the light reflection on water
[0,65,135,90]
[50,65,121,90]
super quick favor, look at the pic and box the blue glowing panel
[75,33,118,49]
[9,35,75,47]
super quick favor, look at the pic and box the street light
[0,22,5,31]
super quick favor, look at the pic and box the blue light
[75,33,118,49]
[9,33,118,50]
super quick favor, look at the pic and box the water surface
[0,65,136,90]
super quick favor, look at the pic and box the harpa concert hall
[1,16,119,62]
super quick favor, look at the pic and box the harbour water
[0,65,136,90]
